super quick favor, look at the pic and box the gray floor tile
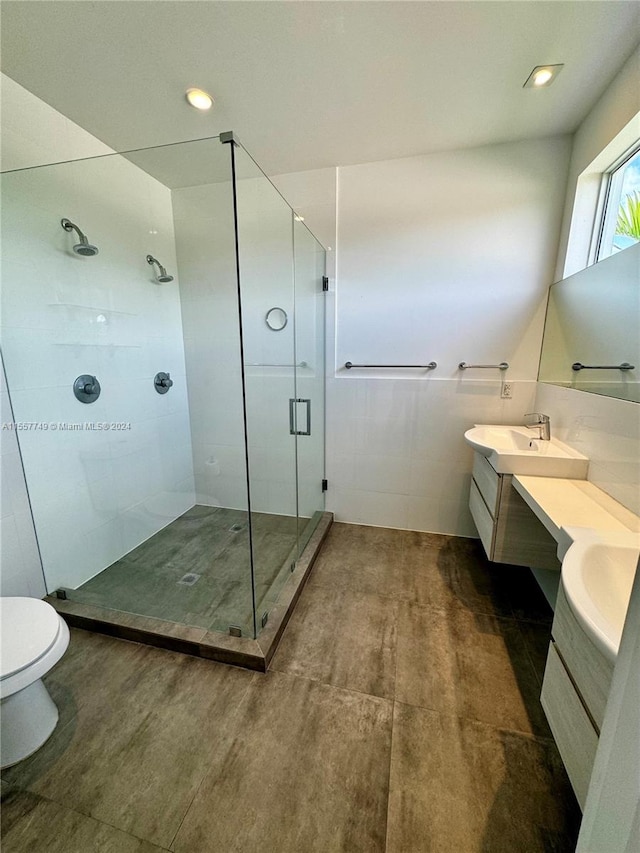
[3,634,255,849]
[307,523,408,599]
[519,619,554,688]
[172,670,392,853]
[309,524,525,620]
[73,506,297,633]
[395,602,551,736]
[43,628,172,720]
[386,702,580,853]
[400,532,518,616]
[502,568,555,624]
[1,521,579,852]
[1,786,169,852]
[270,583,398,699]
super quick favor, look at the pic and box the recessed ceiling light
[523,64,564,89]
[294,214,305,222]
[185,88,213,111]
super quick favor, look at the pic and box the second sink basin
[561,530,640,663]
[464,424,589,477]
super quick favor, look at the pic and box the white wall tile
[1,76,195,593]
[535,384,640,515]
[330,487,410,529]
[326,375,537,534]
[0,367,46,597]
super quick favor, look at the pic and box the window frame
[593,141,640,264]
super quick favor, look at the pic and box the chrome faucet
[524,412,551,441]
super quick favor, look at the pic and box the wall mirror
[538,243,639,402]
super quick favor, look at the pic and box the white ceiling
[1,1,639,175]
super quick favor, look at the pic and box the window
[596,145,640,261]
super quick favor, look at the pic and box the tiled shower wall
[172,179,248,511]
[0,359,46,598]
[0,75,194,593]
[175,167,334,517]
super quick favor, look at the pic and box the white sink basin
[561,530,640,663]
[464,424,589,477]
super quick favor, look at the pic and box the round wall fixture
[265,307,288,331]
[154,372,174,394]
[73,375,101,404]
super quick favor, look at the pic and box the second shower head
[146,255,174,283]
[61,218,99,256]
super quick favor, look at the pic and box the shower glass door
[293,218,326,553]
[231,141,299,619]
[0,138,257,639]
[2,131,326,645]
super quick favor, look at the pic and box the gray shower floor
[73,505,300,635]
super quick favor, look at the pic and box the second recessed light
[523,64,564,88]
[185,88,214,111]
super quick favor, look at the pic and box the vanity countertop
[513,475,640,544]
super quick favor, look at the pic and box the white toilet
[1,597,70,768]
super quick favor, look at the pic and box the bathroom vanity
[465,424,589,571]
[541,585,613,808]
[465,424,640,810]
[509,476,640,810]
[469,452,560,569]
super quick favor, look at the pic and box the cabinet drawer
[541,642,599,810]
[472,452,500,515]
[552,585,613,731]
[469,480,495,559]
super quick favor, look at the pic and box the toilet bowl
[0,597,70,768]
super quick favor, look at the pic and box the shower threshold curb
[47,511,333,672]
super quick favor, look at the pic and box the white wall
[558,45,640,280]
[535,385,640,517]
[0,359,46,598]
[0,75,195,594]
[327,136,572,534]
[534,55,640,848]
[533,46,640,520]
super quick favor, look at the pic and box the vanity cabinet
[540,644,598,809]
[469,452,560,570]
[541,585,614,809]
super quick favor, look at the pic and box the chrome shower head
[146,255,174,283]
[61,218,99,256]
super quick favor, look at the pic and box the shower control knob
[154,372,173,394]
[73,374,101,404]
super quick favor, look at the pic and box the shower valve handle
[73,374,101,404]
[154,372,173,394]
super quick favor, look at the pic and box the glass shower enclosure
[0,133,328,662]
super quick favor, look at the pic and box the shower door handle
[289,398,311,436]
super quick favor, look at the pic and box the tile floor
[1,523,581,852]
[71,506,300,635]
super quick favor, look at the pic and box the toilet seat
[0,598,69,699]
